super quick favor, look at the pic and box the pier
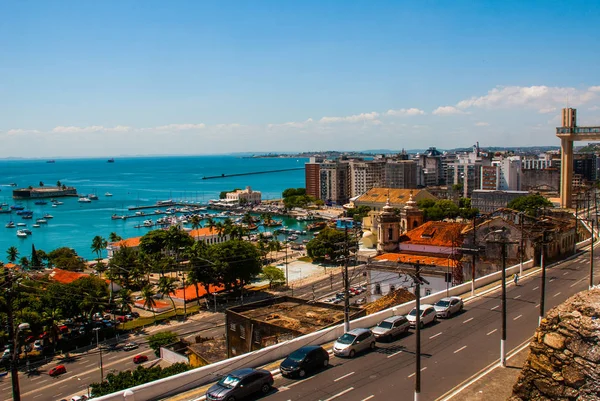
[201,167,304,180]
[128,202,208,211]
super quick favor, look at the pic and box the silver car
[332,328,376,358]
[372,315,410,341]
[406,304,437,328]
[434,296,464,318]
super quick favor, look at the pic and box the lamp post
[93,328,104,382]
[4,268,23,401]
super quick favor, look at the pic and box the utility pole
[414,261,422,401]
[539,229,549,326]
[590,218,595,289]
[519,212,524,276]
[343,227,350,333]
[4,268,21,401]
[471,215,477,296]
[311,284,315,301]
[330,272,333,290]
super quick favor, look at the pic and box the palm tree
[19,256,29,269]
[190,215,202,241]
[157,276,178,315]
[118,289,135,315]
[6,246,19,263]
[91,235,107,262]
[141,284,157,324]
[108,232,123,243]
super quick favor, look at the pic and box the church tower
[376,195,401,252]
[401,191,424,233]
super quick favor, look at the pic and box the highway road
[255,251,595,401]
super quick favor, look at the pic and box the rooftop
[400,221,466,247]
[355,188,435,205]
[375,252,459,267]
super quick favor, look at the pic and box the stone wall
[509,288,600,401]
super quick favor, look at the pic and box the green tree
[6,246,19,263]
[47,247,86,271]
[91,235,107,262]
[141,284,157,324]
[70,276,110,319]
[190,215,202,240]
[118,288,135,315]
[148,331,178,357]
[56,180,61,188]
[507,193,553,216]
[31,244,42,269]
[187,242,218,304]
[282,188,306,198]
[209,239,262,293]
[261,266,285,288]
[306,227,347,263]
[109,245,140,291]
[108,232,123,242]
[19,256,29,269]
[157,276,178,314]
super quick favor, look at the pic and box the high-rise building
[305,158,321,199]
[416,147,445,187]
[319,161,349,205]
[384,160,417,189]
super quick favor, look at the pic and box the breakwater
[201,167,304,180]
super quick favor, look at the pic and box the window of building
[239,327,245,339]
[390,285,396,292]
[425,288,432,296]
[375,284,382,295]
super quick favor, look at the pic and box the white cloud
[432,106,467,115]
[319,112,380,124]
[267,118,314,129]
[385,108,425,116]
[475,122,490,126]
[52,125,131,133]
[589,105,600,111]
[7,128,42,135]
[153,123,205,131]
[455,85,599,113]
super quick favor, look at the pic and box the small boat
[288,234,299,241]
[32,224,40,228]
[34,201,48,205]
[22,229,32,235]
[111,214,124,220]
[78,197,91,203]
[107,158,115,163]
[10,205,24,210]
[88,194,99,200]
[5,222,15,228]
[43,214,53,219]
[0,202,8,207]
[16,230,27,238]
[307,221,327,231]
[143,219,153,227]
[0,208,11,214]
[22,215,33,220]
[53,201,63,205]
[16,223,26,227]
[36,219,47,224]
[52,204,57,208]
[46,160,55,163]
[105,192,113,197]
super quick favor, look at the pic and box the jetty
[201,167,304,180]
[128,202,208,211]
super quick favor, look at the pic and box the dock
[128,202,208,211]
[201,167,304,180]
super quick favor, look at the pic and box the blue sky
[1,0,599,157]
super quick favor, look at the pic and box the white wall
[160,347,189,365]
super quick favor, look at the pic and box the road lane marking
[491,305,499,310]
[513,315,522,321]
[85,363,96,368]
[463,318,473,324]
[429,332,443,339]
[487,329,497,336]
[554,292,562,297]
[361,396,375,401]
[514,295,521,299]
[571,279,585,287]
[563,271,569,275]
[532,286,539,291]
[408,367,427,378]
[454,346,467,354]
[323,387,354,401]
[334,372,355,382]
[535,304,540,308]
[387,350,403,358]
[288,375,315,387]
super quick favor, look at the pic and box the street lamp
[92,328,104,382]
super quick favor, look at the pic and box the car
[133,355,148,364]
[434,296,464,318]
[372,315,410,340]
[33,340,43,351]
[49,365,67,376]
[353,297,367,306]
[406,304,437,328]
[123,342,139,351]
[1,349,11,360]
[117,316,128,323]
[71,396,88,401]
[279,345,329,378]
[205,368,274,401]
[332,328,376,358]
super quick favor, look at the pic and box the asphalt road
[255,252,594,401]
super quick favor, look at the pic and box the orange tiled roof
[111,237,142,248]
[400,221,466,247]
[189,227,220,237]
[4,263,17,269]
[376,252,458,267]
[49,268,89,284]
[171,283,225,301]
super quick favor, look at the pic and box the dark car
[206,368,273,401]
[280,345,329,378]
[49,365,67,376]
[133,355,148,364]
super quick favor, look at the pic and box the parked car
[280,345,329,378]
[116,316,128,323]
[123,342,139,351]
[434,296,464,318]
[133,355,148,364]
[130,311,140,318]
[205,368,274,401]
[372,315,410,340]
[1,349,11,360]
[49,365,67,376]
[332,328,376,358]
[406,304,437,328]
[71,396,88,401]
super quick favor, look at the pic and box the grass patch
[121,303,204,331]
[297,256,312,262]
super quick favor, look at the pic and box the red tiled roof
[49,268,88,284]
[171,283,225,301]
[400,221,466,247]
[110,237,141,248]
[189,227,220,238]
[4,263,17,269]
[376,252,458,267]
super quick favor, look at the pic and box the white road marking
[387,350,403,358]
[571,279,584,287]
[334,371,355,382]
[463,317,473,324]
[532,286,539,291]
[323,387,354,401]
[554,292,562,297]
[513,314,522,321]
[514,295,521,299]
[85,363,96,368]
[361,396,375,401]
[288,375,315,387]
[454,346,467,354]
[429,332,443,339]
[408,367,427,378]
[491,305,499,310]
[535,304,540,308]
[563,271,569,276]
[549,278,555,282]
[486,329,497,336]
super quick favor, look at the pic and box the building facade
[225,186,261,205]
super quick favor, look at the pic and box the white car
[123,342,139,351]
[434,296,464,318]
[406,304,437,328]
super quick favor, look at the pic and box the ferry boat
[78,197,92,203]
[16,230,28,238]
[5,221,15,228]
[105,192,113,197]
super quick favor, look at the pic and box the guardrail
[93,238,592,401]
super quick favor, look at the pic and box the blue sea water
[0,156,308,261]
